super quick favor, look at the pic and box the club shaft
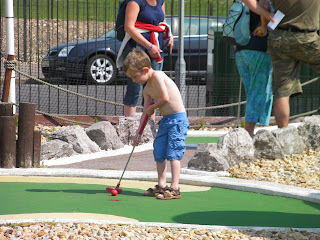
[117,134,141,186]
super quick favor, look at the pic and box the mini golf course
[0,178,319,228]
[1,136,319,228]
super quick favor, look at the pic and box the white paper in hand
[268,10,285,30]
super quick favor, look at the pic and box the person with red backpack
[116,0,173,118]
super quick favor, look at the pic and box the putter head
[106,187,123,194]
[115,188,123,194]
[106,187,114,192]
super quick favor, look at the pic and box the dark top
[128,0,165,51]
[236,10,268,52]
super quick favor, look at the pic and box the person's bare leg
[124,105,136,117]
[245,122,256,137]
[157,160,180,199]
[169,160,181,190]
[273,96,290,128]
[156,161,167,188]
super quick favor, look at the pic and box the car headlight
[58,46,75,57]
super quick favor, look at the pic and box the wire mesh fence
[0,0,319,121]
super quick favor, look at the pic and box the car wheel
[87,54,116,84]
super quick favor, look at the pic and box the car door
[163,17,223,77]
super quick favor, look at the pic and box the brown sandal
[143,185,167,197]
[156,187,181,200]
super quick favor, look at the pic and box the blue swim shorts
[153,112,189,162]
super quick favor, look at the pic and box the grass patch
[1,182,319,228]
[185,137,219,144]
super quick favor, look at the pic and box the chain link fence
[1,0,319,123]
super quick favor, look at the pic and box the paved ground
[52,149,196,171]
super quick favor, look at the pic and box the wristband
[147,44,153,51]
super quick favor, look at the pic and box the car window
[188,19,224,35]
[168,17,224,37]
[165,18,176,36]
[208,19,224,33]
[107,17,224,38]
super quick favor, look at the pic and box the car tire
[87,54,116,84]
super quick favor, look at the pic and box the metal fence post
[175,0,186,105]
[2,0,15,104]
[237,77,243,127]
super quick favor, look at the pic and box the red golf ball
[111,189,118,196]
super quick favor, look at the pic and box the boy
[123,47,189,200]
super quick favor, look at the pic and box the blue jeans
[123,43,164,107]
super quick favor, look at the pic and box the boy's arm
[132,98,154,146]
[144,93,156,117]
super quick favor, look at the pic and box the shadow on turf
[26,188,142,196]
[173,211,320,228]
[305,194,320,211]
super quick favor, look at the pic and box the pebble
[228,149,320,190]
[0,224,319,239]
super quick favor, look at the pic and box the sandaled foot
[156,187,181,200]
[143,185,167,197]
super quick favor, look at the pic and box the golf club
[106,102,154,194]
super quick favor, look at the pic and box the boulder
[86,121,124,150]
[253,129,284,160]
[188,128,255,172]
[272,126,306,155]
[49,125,100,154]
[41,139,75,160]
[196,143,218,152]
[117,113,156,145]
[298,122,320,150]
[188,143,229,171]
[302,115,320,125]
[217,128,255,166]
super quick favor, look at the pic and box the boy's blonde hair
[123,47,152,74]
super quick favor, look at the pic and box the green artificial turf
[185,137,220,144]
[1,182,319,228]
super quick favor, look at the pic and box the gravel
[228,149,320,190]
[1,223,320,240]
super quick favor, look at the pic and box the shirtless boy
[123,47,189,200]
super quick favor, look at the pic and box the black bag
[115,0,146,42]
